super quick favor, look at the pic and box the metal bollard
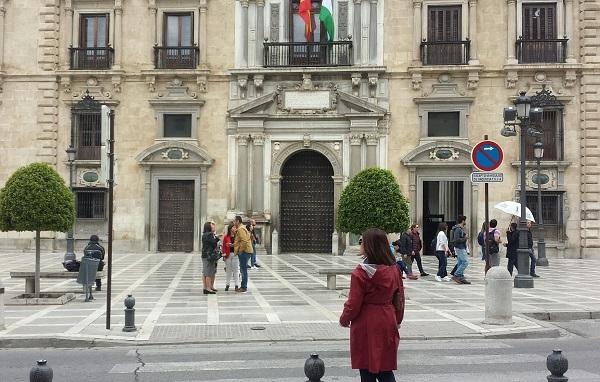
[547,349,568,382]
[0,280,5,330]
[30,360,53,382]
[304,353,325,382]
[122,294,137,332]
[483,266,513,325]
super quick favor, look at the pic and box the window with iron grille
[525,191,563,241]
[76,189,106,219]
[526,109,562,161]
[72,95,102,161]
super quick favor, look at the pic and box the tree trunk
[35,230,40,298]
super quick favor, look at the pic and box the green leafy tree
[337,167,409,235]
[0,163,75,297]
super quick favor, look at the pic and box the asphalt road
[1,333,599,382]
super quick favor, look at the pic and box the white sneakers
[443,276,452,282]
[435,276,442,282]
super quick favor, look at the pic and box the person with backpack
[477,222,488,261]
[450,215,471,285]
[434,222,452,282]
[485,219,502,274]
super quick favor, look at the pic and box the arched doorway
[280,150,334,253]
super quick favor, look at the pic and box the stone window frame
[71,9,114,49]
[74,187,107,220]
[153,107,200,141]
[155,7,200,47]
[516,0,565,40]
[417,102,470,142]
[421,0,470,44]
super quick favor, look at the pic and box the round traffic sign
[471,140,504,172]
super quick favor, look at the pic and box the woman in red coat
[339,228,405,382]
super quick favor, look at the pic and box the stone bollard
[332,231,339,256]
[483,266,513,325]
[271,230,279,256]
[123,295,137,332]
[0,280,5,330]
[30,360,53,382]
[547,349,568,382]
[304,353,325,382]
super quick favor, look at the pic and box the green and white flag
[319,0,335,41]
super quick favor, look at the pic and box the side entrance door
[158,180,195,252]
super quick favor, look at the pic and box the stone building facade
[0,0,598,258]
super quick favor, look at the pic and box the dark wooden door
[280,150,334,253]
[158,180,195,252]
[521,4,558,62]
[426,5,463,64]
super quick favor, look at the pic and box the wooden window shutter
[428,6,461,42]
[523,4,556,39]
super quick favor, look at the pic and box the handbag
[207,246,222,262]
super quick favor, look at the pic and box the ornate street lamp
[534,139,548,266]
[64,145,77,264]
[502,91,542,288]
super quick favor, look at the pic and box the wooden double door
[158,180,194,252]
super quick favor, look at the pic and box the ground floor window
[526,191,564,242]
[75,188,106,219]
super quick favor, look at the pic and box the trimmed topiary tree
[337,167,410,235]
[0,163,75,298]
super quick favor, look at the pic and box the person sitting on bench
[83,235,105,291]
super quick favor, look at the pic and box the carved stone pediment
[402,141,474,167]
[136,141,214,167]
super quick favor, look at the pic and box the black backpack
[486,229,500,254]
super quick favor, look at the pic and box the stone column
[199,0,208,67]
[256,0,265,66]
[412,0,422,64]
[349,134,362,177]
[468,0,478,64]
[252,134,265,215]
[365,134,378,168]
[0,1,6,73]
[564,0,575,63]
[353,0,361,65]
[149,1,158,67]
[236,134,249,213]
[369,0,377,64]
[114,1,123,69]
[506,0,517,64]
[241,0,249,67]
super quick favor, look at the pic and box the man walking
[451,215,471,284]
[526,221,540,278]
[249,219,261,268]
[398,228,413,274]
[409,224,429,276]
[234,216,253,293]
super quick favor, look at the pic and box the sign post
[471,137,504,270]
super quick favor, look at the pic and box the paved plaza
[1,249,600,346]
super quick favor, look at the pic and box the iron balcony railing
[154,45,199,69]
[69,46,114,70]
[420,40,470,65]
[263,41,353,67]
[516,37,568,64]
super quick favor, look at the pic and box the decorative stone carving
[349,134,363,145]
[112,75,122,93]
[467,71,479,90]
[411,72,422,90]
[252,134,265,145]
[564,70,576,88]
[157,77,198,99]
[303,133,311,147]
[238,75,248,99]
[351,73,361,96]
[197,75,207,93]
[526,168,556,189]
[506,71,518,89]
[86,77,98,87]
[146,75,156,92]
[368,74,378,97]
[333,142,341,151]
[273,141,280,151]
[429,147,460,161]
[161,148,190,161]
[438,74,451,83]
[269,4,280,41]
[338,1,349,38]
[302,74,313,90]
[254,74,264,95]
[236,134,249,145]
[75,84,111,100]
[534,72,547,83]
[60,76,71,93]
[78,169,101,187]
[365,134,378,145]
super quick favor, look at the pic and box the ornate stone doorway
[280,150,334,253]
[157,180,195,252]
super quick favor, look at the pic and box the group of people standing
[201,216,261,295]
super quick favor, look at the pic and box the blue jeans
[435,251,447,278]
[454,247,469,279]
[251,242,257,266]
[238,252,250,289]
[396,260,409,276]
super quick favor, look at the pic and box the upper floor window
[70,14,113,70]
[71,95,102,160]
[155,12,198,69]
[428,112,460,137]
[526,109,562,161]
[163,114,192,138]
[290,0,325,43]
[517,3,567,63]
[421,5,470,65]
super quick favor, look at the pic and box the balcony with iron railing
[516,37,568,64]
[263,40,353,67]
[420,40,470,66]
[154,45,200,69]
[69,46,114,70]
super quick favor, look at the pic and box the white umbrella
[493,201,536,222]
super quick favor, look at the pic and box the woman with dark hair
[340,228,405,382]
[222,224,239,291]
[434,222,452,282]
[201,221,219,294]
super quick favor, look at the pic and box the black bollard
[30,360,53,382]
[304,353,325,382]
[123,294,137,332]
[547,349,568,382]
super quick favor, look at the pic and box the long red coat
[339,263,405,373]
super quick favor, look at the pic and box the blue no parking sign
[471,140,504,172]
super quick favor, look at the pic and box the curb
[524,311,600,322]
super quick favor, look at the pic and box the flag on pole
[319,0,335,41]
[298,0,313,41]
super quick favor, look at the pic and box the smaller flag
[320,0,335,41]
[298,0,313,41]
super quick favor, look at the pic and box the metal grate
[526,192,563,241]
[76,189,106,219]
[72,94,102,161]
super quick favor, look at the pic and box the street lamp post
[502,91,541,288]
[534,139,548,266]
[64,145,77,264]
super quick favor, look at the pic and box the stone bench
[9,271,105,294]
[318,268,354,290]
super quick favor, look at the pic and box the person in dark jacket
[450,215,471,284]
[526,221,539,278]
[82,235,105,291]
[409,224,429,276]
[201,221,220,294]
[505,223,519,275]
[397,229,413,273]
